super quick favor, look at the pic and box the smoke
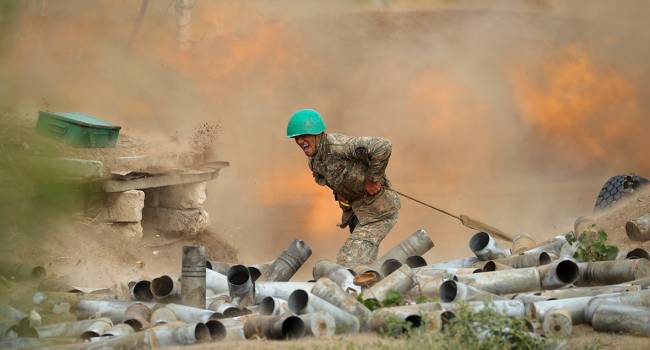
[2,1,650,274]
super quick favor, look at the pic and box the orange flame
[511,45,644,168]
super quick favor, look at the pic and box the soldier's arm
[308,159,327,186]
[344,136,393,182]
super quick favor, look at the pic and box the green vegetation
[298,303,551,350]
[358,289,406,311]
[582,338,605,350]
[415,295,437,304]
[406,303,547,350]
[381,290,406,307]
[0,112,81,239]
[567,229,619,262]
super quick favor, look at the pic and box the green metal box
[36,111,121,148]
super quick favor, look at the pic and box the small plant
[358,294,381,311]
[404,303,547,350]
[566,228,619,262]
[415,295,436,304]
[358,290,405,310]
[382,290,405,307]
[378,313,413,337]
[583,338,605,350]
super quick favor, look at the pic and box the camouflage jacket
[308,133,401,226]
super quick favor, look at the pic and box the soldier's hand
[364,180,381,196]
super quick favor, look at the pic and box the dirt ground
[166,325,650,350]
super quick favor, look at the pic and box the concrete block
[100,190,145,223]
[109,222,144,240]
[145,182,207,209]
[143,208,209,236]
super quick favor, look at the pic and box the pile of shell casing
[2,213,650,349]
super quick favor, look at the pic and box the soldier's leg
[336,213,398,268]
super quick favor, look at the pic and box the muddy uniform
[309,133,401,267]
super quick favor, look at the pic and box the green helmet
[286,109,326,138]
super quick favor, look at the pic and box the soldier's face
[294,134,318,157]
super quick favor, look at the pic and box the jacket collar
[310,133,328,162]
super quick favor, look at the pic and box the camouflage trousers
[336,212,399,268]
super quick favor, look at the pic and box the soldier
[287,108,400,268]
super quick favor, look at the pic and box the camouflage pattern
[336,212,399,267]
[308,133,401,267]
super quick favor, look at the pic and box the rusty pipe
[34,318,113,339]
[227,264,254,307]
[531,295,624,324]
[538,259,579,289]
[288,289,360,333]
[408,273,457,299]
[458,267,541,295]
[370,303,449,335]
[164,303,219,323]
[405,256,427,268]
[258,239,312,282]
[248,260,274,282]
[362,265,415,303]
[208,299,245,319]
[102,323,135,338]
[243,314,305,340]
[617,248,650,260]
[311,277,372,329]
[480,261,514,271]
[439,280,505,303]
[260,296,289,316]
[583,289,650,323]
[541,308,572,338]
[181,245,206,309]
[469,232,511,260]
[123,303,151,331]
[150,306,177,326]
[577,258,650,286]
[368,229,433,273]
[299,311,336,337]
[215,318,243,340]
[149,321,210,346]
[429,256,480,269]
[254,282,314,302]
[626,213,650,242]
[150,275,180,301]
[204,319,227,341]
[312,259,359,294]
[592,303,650,336]
[128,279,154,302]
[380,258,403,277]
[205,268,229,294]
[521,284,641,301]
[490,252,551,269]
[76,300,154,323]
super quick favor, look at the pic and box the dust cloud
[2,1,650,274]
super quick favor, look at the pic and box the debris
[626,213,650,242]
[3,223,650,349]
